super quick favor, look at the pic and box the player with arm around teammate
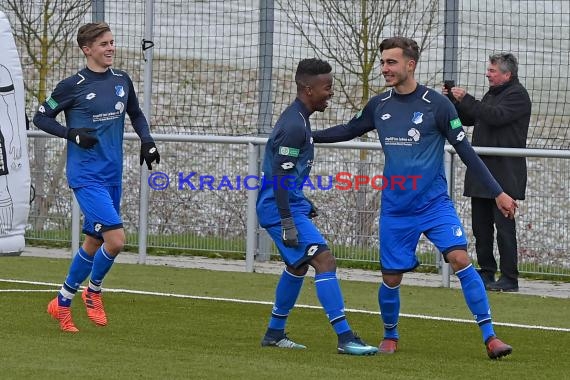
[312,37,515,359]
[257,58,378,355]
[33,22,160,332]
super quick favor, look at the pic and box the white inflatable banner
[0,11,30,254]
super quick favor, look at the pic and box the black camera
[444,80,455,91]
[444,80,456,102]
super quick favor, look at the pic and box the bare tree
[0,0,90,230]
[278,0,439,244]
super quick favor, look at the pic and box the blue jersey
[256,98,313,227]
[34,67,153,188]
[315,85,466,216]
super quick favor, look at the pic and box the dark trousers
[471,197,519,280]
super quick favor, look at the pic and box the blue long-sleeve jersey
[313,84,502,216]
[33,67,153,188]
[256,98,313,227]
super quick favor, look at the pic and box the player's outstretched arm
[312,123,365,143]
[312,99,377,143]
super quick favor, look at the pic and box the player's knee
[381,273,403,288]
[311,250,336,273]
[104,241,123,256]
[446,250,471,270]
[288,264,309,277]
[102,229,125,255]
[82,236,103,255]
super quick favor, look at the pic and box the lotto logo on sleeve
[278,146,299,157]
[450,118,462,129]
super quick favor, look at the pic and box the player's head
[77,22,115,71]
[487,52,518,87]
[295,58,334,113]
[379,37,420,90]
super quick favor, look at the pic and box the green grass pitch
[0,257,568,379]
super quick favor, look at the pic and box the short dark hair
[379,37,420,62]
[489,52,518,78]
[295,58,332,87]
[77,22,111,48]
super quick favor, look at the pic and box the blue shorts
[379,198,467,273]
[73,185,123,240]
[265,215,329,269]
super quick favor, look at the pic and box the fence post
[71,193,80,257]
[91,0,105,22]
[443,0,459,81]
[443,0,459,285]
[137,0,155,264]
[245,143,259,272]
[256,0,275,262]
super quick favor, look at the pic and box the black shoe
[487,277,518,292]
[477,269,495,287]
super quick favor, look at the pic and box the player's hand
[140,142,160,170]
[281,217,298,247]
[307,197,319,218]
[67,128,98,149]
[495,192,518,219]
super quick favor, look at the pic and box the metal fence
[2,1,569,279]
[26,132,570,279]
[2,1,569,144]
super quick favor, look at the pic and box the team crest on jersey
[115,85,125,97]
[412,112,423,125]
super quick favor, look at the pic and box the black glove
[140,142,160,170]
[281,217,298,247]
[67,128,98,149]
[307,198,318,218]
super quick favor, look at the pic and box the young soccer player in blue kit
[257,58,378,355]
[312,37,515,359]
[33,22,160,332]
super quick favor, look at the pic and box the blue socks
[88,245,115,293]
[315,271,351,336]
[457,264,495,342]
[379,282,400,340]
[267,269,305,335]
[58,247,93,307]
[266,270,353,342]
[57,245,116,306]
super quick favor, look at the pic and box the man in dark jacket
[444,52,532,292]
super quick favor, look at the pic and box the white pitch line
[1,278,569,332]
